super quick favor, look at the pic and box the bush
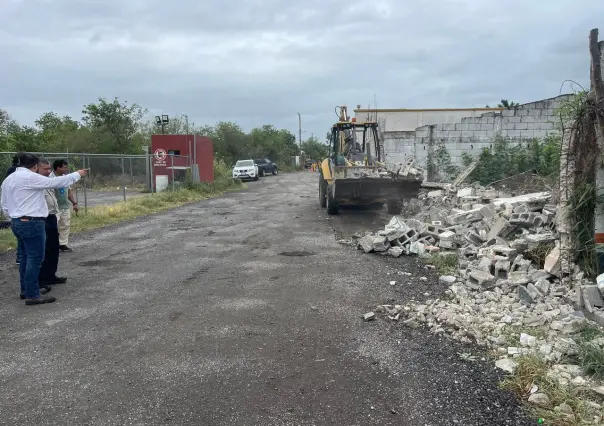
[461,135,561,185]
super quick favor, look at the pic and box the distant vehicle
[304,159,315,169]
[232,159,259,181]
[254,158,278,176]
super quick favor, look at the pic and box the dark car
[254,159,278,176]
[304,159,315,169]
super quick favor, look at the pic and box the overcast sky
[1,0,603,140]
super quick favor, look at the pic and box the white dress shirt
[1,167,81,219]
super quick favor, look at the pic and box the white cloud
[0,0,603,140]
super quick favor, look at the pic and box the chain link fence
[0,151,190,220]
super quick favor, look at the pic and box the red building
[150,134,214,190]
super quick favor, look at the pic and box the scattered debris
[362,312,375,321]
[359,183,604,422]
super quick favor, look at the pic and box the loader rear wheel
[387,199,401,215]
[327,187,339,215]
[319,174,327,207]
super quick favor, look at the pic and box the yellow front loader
[319,106,423,215]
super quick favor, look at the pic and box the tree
[301,136,329,160]
[498,99,518,109]
[82,97,147,154]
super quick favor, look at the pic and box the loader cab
[328,121,382,167]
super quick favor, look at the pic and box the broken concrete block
[468,269,496,289]
[487,217,516,240]
[494,259,511,280]
[358,235,375,253]
[510,239,528,252]
[480,204,496,221]
[492,246,518,260]
[457,187,475,197]
[439,275,456,284]
[583,285,604,308]
[535,278,550,295]
[511,255,531,273]
[525,233,556,249]
[596,273,604,296]
[388,247,404,257]
[372,235,390,252]
[439,230,456,242]
[427,190,444,198]
[509,212,537,228]
[508,271,532,286]
[458,247,477,261]
[409,241,426,255]
[464,231,484,246]
[529,269,551,281]
[363,312,375,321]
[446,209,483,226]
[519,285,539,304]
[544,245,561,277]
[421,224,444,239]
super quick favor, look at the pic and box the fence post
[170,154,175,191]
[121,155,126,202]
[129,157,134,188]
[83,155,88,215]
[150,155,154,193]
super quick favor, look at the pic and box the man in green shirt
[51,159,79,252]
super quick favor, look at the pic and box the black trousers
[39,214,59,282]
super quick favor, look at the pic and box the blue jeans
[11,218,46,299]
[16,243,22,263]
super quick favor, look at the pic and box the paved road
[0,172,532,426]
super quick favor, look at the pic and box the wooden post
[589,29,604,141]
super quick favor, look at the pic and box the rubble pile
[358,184,604,417]
[357,183,604,325]
[341,158,424,181]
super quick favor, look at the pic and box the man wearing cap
[0,153,87,305]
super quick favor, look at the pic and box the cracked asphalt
[0,171,533,426]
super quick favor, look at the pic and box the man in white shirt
[37,159,67,286]
[0,153,87,305]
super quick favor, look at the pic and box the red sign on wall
[154,148,167,166]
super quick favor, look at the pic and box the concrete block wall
[382,94,573,168]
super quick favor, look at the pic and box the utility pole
[297,112,302,151]
[185,114,189,135]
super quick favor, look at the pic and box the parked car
[304,159,315,169]
[232,159,259,181]
[254,158,278,176]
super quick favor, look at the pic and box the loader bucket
[333,178,422,202]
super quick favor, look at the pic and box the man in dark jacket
[5,155,18,177]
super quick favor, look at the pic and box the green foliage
[498,99,518,108]
[429,139,460,181]
[301,135,329,161]
[0,99,299,168]
[460,135,561,185]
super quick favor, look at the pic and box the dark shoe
[20,286,51,299]
[15,260,19,265]
[25,295,57,305]
[59,245,73,252]
[40,277,67,285]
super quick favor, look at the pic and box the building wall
[368,95,573,168]
[355,108,503,132]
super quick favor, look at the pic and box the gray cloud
[1,0,603,141]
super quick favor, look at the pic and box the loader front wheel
[327,187,339,215]
[319,174,327,208]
